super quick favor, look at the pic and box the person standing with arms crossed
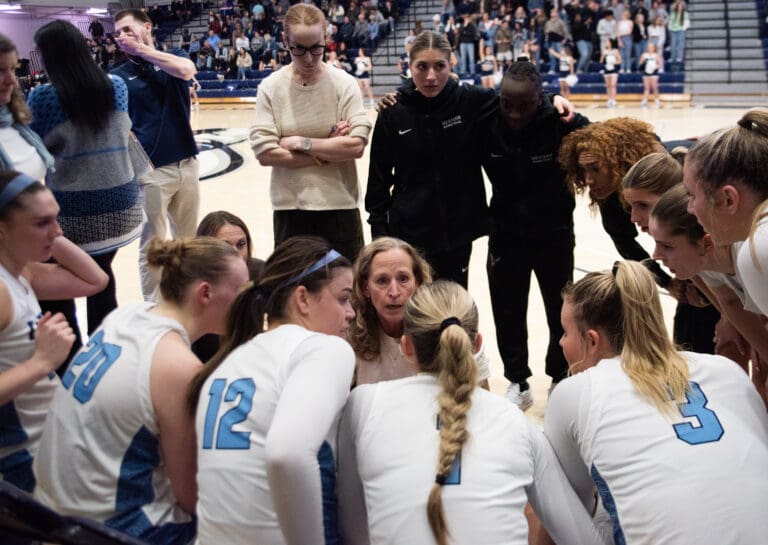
[111,8,200,301]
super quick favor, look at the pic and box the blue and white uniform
[338,375,604,545]
[736,215,768,317]
[0,264,55,492]
[34,303,195,544]
[699,241,761,313]
[544,352,768,545]
[195,324,355,545]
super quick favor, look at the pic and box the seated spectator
[236,46,253,79]
[188,33,200,63]
[234,29,249,50]
[250,32,265,59]
[353,12,368,48]
[339,15,355,47]
[207,29,222,55]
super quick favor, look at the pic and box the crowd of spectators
[422,0,688,75]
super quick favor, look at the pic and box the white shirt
[339,375,604,545]
[544,352,768,545]
[736,214,768,316]
[0,126,48,181]
[195,324,355,545]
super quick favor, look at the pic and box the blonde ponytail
[403,281,479,545]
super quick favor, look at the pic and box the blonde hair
[403,280,478,545]
[349,237,432,360]
[621,152,682,196]
[146,237,240,305]
[562,261,689,414]
[283,3,327,36]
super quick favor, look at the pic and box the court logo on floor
[194,128,248,181]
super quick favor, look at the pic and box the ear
[585,328,603,358]
[195,281,213,306]
[282,31,288,45]
[474,332,483,354]
[721,184,741,214]
[699,233,715,255]
[293,285,312,316]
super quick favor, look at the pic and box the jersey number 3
[61,331,122,404]
[673,382,724,445]
[202,378,255,449]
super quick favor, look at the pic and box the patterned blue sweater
[27,75,145,255]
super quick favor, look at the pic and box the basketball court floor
[87,102,757,422]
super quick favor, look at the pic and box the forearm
[0,358,53,406]
[257,148,318,168]
[50,237,108,291]
[712,287,768,360]
[136,44,196,80]
[310,136,366,162]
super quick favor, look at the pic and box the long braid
[404,281,478,545]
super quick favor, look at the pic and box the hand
[31,312,75,374]
[329,120,351,137]
[684,281,710,308]
[552,94,575,122]
[376,92,398,113]
[278,136,304,151]
[713,318,749,356]
[115,34,147,58]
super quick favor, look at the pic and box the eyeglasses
[289,44,326,56]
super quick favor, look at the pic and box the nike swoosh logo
[128,75,139,80]
[398,129,413,135]
[490,153,502,158]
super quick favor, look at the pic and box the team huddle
[2,3,768,545]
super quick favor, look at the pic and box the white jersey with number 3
[544,352,768,545]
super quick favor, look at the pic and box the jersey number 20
[61,331,122,403]
[202,378,255,449]
[673,382,724,445]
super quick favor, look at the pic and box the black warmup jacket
[365,78,497,254]
[481,99,590,238]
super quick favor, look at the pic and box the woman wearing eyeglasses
[250,3,372,261]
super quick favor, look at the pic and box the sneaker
[654,99,661,108]
[505,382,533,411]
[640,99,648,108]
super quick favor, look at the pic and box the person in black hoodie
[482,60,590,410]
[367,33,575,289]
[366,31,497,288]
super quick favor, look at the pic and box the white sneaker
[505,383,533,411]
[654,99,661,108]
[640,99,648,108]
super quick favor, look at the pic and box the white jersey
[355,332,491,386]
[338,375,603,545]
[736,215,768,316]
[34,303,195,543]
[699,242,760,313]
[544,352,768,545]
[0,264,56,492]
[195,324,355,545]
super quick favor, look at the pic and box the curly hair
[349,237,432,361]
[558,117,659,207]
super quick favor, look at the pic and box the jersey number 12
[202,378,255,449]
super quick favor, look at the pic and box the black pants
[423,243,473,289]
[273,209,364,262]
[39,250,118,375]
[673,301,719,354]
[487,232,574,384]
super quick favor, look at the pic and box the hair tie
[737,118,755,131]
[435,474,447,485]
[439,317,461,332]
[611,261,620,278]
[0,174,38,210]
[251,282,265,301]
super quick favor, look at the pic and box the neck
[291,63,325,86]
[704,244,735,275]
[0,249,24,278]
[149,301,206,343]
[380,320,404,338]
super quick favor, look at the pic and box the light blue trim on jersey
[591,464,626,545]
[318,440,340,545]
[106,426,196,544]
